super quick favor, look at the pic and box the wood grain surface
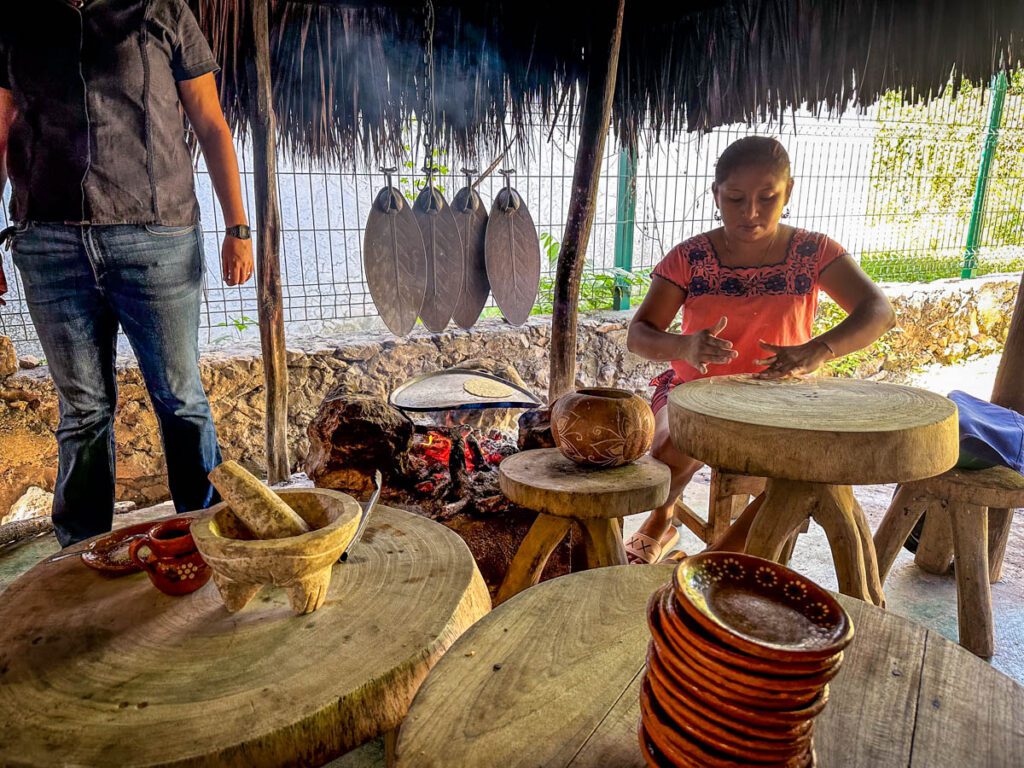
[0,506,489,768]
[397,565,1024,768]
[413,186,465,332]
[921,466,1024,509]
[450,185,490,330]
[499,448,670,520]
[669,376,959,484]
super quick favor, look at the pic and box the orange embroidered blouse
[651,228,845,383]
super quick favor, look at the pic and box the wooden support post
[991,269,1024,415]
[548,0,626,402]
[249,0,290,484]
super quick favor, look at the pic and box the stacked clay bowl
[639,552,853,767]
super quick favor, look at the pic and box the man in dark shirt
[0,0,254,546]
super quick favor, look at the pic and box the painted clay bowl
[551,387,655,467]
[645,651,813,744]
[637,719,672,768]
[645,671,812,763]
[673,553,854,663]
[657,590,842,695]
[191,488,361,614]
[640,679,813,768]
[655,586,843,678]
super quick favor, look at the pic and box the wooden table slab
[0,506,490,767]
[397,565,1024,768]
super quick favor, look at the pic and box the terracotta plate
[673,552,853,662]
[80,521,159,574]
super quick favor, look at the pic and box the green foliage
[869,71,1024,277]
[212,315,257,345]
[398,145,449,202]
[811,302,894,378]
[529,231,652,315]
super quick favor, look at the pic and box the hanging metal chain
[420,0,436,192]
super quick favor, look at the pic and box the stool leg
[745,479,813,561]
[581,518,629,569]
[916,503,954,574]
[847,488,886,607]
[988,507,1013,583]
[708,469,747,544]
[811,484,875,605]
[496,514,572,605]
[778,531,799,567]
[874,485,931,583]
[949,501,994,658]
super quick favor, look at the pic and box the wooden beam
[990,270,1024,413]
[249,0,291,484]
[547,0,626,403]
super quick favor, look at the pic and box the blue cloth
[12,223,222,546]
[948,390,1024,474]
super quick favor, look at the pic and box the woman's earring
[714,209,722,221]
[782,207,791,219]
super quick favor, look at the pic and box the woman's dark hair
[714,137,791,185]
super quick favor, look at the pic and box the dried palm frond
[189,0,1024,165]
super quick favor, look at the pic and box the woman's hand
[754,339,832,379]
[221,235,254,286]
[679,316,739,374]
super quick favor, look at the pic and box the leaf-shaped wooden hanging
[451,175,490,330]
[485,173,540,326]
[413,185,465,332]
[363,180,427,336]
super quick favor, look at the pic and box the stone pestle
[208,461,310,539]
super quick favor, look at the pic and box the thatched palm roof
[192,0,1024,164]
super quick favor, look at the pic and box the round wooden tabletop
[669,375,959,484]
[499,448,671,520]
[397,565,1024,768]
[0,506,490,768]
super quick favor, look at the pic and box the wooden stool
[874,466,1023,657]
[495,448,670,605]
[669,377,959,607]
[675,469,767,544]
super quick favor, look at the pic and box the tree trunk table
[0,505,490,768]
[668,376,958,605]
[495,448,670,604]
[396,565,1024,768]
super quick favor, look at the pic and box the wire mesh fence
[1,74,1022,356]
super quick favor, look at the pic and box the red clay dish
[661,587,843,677]
[637,718,675,768]
[641,681,812,768]
[645,654,813,744]
[672,553,853,663]
[658,590,841,694]
[644,675,811,763]
[80,521,161,574]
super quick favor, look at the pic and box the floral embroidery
[664,229,829,299]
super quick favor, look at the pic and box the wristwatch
[226,224,251,240]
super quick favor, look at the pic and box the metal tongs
[339,470,383,562]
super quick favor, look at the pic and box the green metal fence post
[613,147,638,309]
[962,71,1008,279]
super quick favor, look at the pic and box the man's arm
[0,87,17,305]
[176,73,253,286]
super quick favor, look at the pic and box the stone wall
[0,275,1017,516]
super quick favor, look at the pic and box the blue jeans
[12,223,222,546]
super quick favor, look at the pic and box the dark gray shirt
[0,0,219,225]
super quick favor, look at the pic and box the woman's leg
[634,407,703,545]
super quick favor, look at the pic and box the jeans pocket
[144,223,196,237]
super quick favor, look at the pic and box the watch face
[229,225,251,239]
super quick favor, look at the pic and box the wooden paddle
[413,169,465,332]
[363,167,427,336]
[485,168,541,326]
[451,168,490,329]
